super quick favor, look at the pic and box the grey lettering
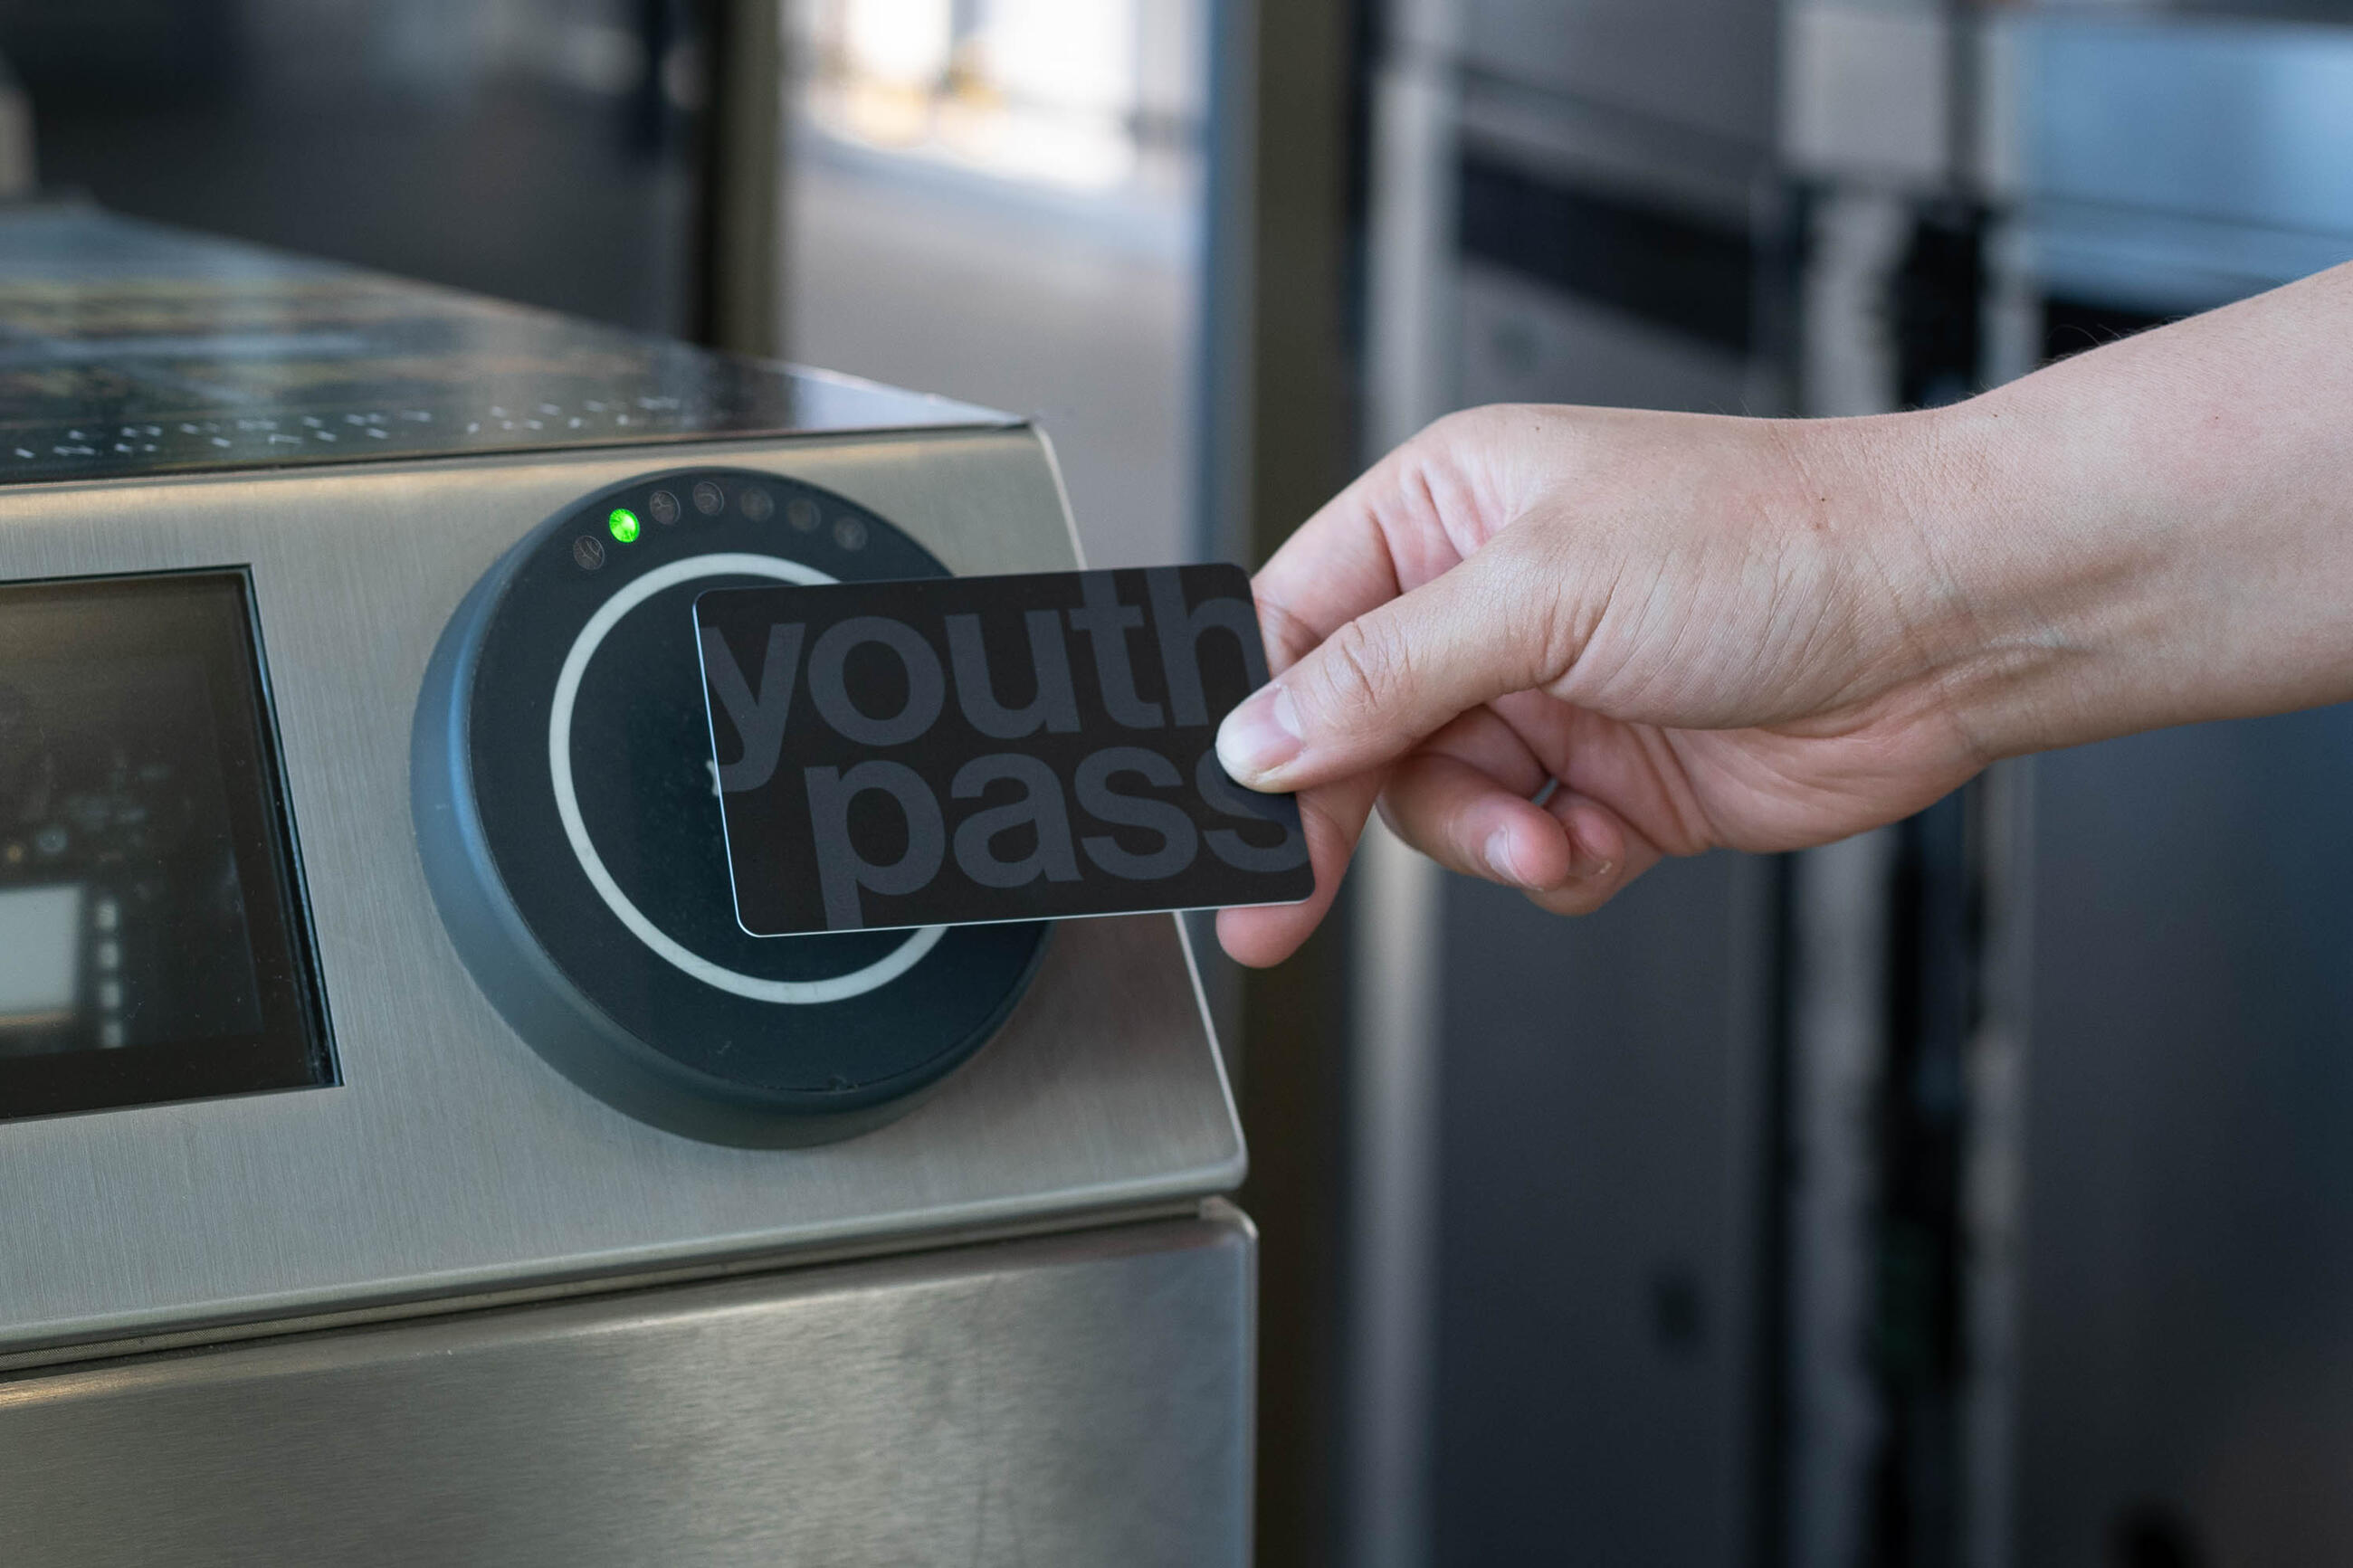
[951,753,1080,888]
[808,616,946,746]
[1075,746,1196,880]
[1195,749,1309,872]
[699,622,805,792]
[805,761,945,928]
[947,611,1081,738]
[1149,571,1268,727]
[1067,574,1164,729]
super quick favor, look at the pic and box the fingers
[1219,537,1567,794]
[1219,726,1671,966]
[1210,410,1630,957]
[1213,419,1529,966]
[1376,751,1573,888]
[1246,415,1499,670]
[1372,708,1663,912]
[1519,788,1660,916]
[1215,770,1384,968]
[1381,767,1657,914]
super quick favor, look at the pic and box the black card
[694,565,1313,935]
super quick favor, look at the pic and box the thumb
[1216,542,1560,793]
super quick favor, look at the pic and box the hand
[1211,402,1993,967]
[1211,263,2353,968]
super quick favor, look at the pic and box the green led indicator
[607,507,642,544]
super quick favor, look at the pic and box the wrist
[1837,374,2241,764]
[1864,391,2110,762]
[1784,403,2060,765]
[1882,274,2353,762]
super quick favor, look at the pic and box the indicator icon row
[571,479,868,571]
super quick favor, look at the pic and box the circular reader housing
[414,468,1051,1145]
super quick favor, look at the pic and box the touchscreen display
[0,572,331,1120]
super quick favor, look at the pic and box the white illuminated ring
[548,551,946,1003]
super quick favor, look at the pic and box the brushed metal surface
[0,1208,1254,1567]
[0,429,1243,1357]
[1462,0,1781,154]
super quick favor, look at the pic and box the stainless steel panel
[2012,710,2353,1565]
[1462,0,1782,153]
[1460,80,1765,229]
[1432,851,1777,1564]
[2010,201,2353,319]
[0,430,1243,1358]
[1988,15,2353,312]
[1780,3,1954,186]
[1460,262,1761,414]
[0,1208,1255,1567]
[1783,831,1896,1568]
[1997,15,2353,235]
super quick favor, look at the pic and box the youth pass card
[694,565,1314,935]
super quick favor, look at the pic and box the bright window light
[842,0,954,90]
[809,0,1155,191]
[979,0,1138,118]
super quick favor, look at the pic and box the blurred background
[3,0,2349,1563]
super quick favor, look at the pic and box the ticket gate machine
[0,207,1251,1564]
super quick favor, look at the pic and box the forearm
[1872,261,2353,759]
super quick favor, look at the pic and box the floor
[786,145,1200,571]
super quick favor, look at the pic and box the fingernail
[1482,827,1520,884]
[1217,683,1303,784]
[1563,827,1614,882]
